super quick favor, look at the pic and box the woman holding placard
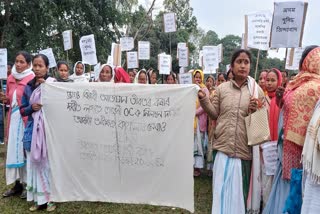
[198,49,264,214]
[1,51,35,198]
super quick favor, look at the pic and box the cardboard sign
[163,13,177,33]
[127,51,139,69]
[138,41,150,60]
[270,1,308,48]
[120,37,134,52]
[39,48,57,68]
[178,73,192,84]
[285,47,305,70]
[178,47,189,67]
[0,48,7,79]
[62,30,73,51]
[217,44,223,62]
[202,46,219,74]
[111,43,121,67]
[177,43,187,59]
[79,34,97,65]
[246,11,272,50]
[158,54,172,75]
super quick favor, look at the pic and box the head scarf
[11,64,34,80]
[114,67,130,83]
[134,69,149,84]
[267,68,283,141]
[283,47,320,146]
[70,61,89,82]
[97,64,114,82]
[73,61,86,75]
[192,69,206,88]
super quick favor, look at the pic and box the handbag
[245,81,271,146]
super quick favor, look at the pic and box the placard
[198,50,203,67]
[79,34,97,65]
[270,1,308,48]
[39,48,57,68]
[138,41,150,60]
[94,63,101,81]
[261,141,278,176]
[158,54,172,75]
[202,46,219,74]
[285,47,305,70]
[177,43,187,59]
[62,30,73,51]
[217,44,223,62]
[178,47,189,67]
[0,48,7,79]
[163,13,177,33]
[120,37,134,52]
[127,51,139,69]
[178,73,192,84]
[111,43,121,67]
[246,11,272,50]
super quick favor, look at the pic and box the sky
[189,0,320,59]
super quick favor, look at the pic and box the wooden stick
[254,49,260,80]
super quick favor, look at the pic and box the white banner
[246,11,272,50]
[39,48,57,68]
[0,48,7,79]
[42,83,196,212]
[126,51,139,69]
[138,41,150,60]
[80,34,98,65]
[163,13,177,33]
[120,37,134,52]
[158,54,172,75]
[178,47,188,67]
[285,47,305,70]
[178,73,192,84]
[62,30,73,51]
[270,1,307,48]
[202,46,219,74]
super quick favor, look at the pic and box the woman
[226,69,234,81]
[264,45,320,213]
[198,49,264,214]
[134,69,148,84]
[128,69,137,83]
[148,69,157,84]
[56,61,73,82]
[114,67,131,83]
[165,72,176,84]
[97,64,114,82]
[69,61,88,82]
[193,69,209,177]
[216,73,227,86]
[205,75,215,95]
[258,69,268,95]
[1,51,35,198]
[20,54,56,211]
[261,68,282,207]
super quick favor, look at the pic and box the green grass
[0,146,212,213]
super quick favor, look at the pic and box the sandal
[47,202,56,212]
[29,204,40,212]
[2,188,21,197]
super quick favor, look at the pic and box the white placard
[79,34,97,65]
[62,30,73,51]
[163,13,177,33]
[39,48,57,68]
[107,55,113,66]
[285,47,305,70]
[158,54,172,75]
[217,44,223,62]
[199,50,203,67]
[202,46,219,74]
[120,37,134,52]
[177,43,187,59]
[127,51,139,69]
[179,67,185,74]
[178,47,188,67]
[270,1,307,48]
[94,63,101,81]
[178,73,192,84]
[138,41,150,60]
[42,83,196,212]
[261,141,278,176]
[0,48,7,79]
[226,64,231,72]
[246,11,272,50]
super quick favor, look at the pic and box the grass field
[0,145,212,214]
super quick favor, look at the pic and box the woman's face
[166,75,175,84]
[266,71,278,93]
[150,72,157,84]
[33,57,48,79]
[217,74,226,86]
[138,72,147,84]
[227,72,234,81]
[75,63,84,76]
[194,72,202,85]
[58,64,69,80]
[232,52,250,81]
[99,66,113,82]
[15,54,30,73]
[206,77,214,89]
[128,71,135,83]
[258,71,267,91]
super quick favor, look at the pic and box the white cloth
[212,151,245,214]
[6,90,26,185]
[301,174,320,214]
[97,64,114,82]
[69,73,89,82]
[11,65,34,80]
